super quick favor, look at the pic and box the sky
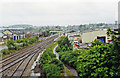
[0,0,119,26]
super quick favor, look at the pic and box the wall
[74,36,82,42]
[13,34,25,41]
[81,30,111,43]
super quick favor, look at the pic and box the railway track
[0,34,57,62]
[1,35,57,69]
[1,34,58,77]
[1,36,55,68]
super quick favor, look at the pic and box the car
[79,46,89,49]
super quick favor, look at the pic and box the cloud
[0,0,119,26]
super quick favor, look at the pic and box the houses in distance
[0,28,25,45]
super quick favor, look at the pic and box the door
[97,36,106,43]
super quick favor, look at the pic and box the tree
[7,40,16,50]
[107,27,112,36]
[77,44,120,77]
[107,27,120,41]
[40,42,63,77]
[17,38,25,47]
[24,38,29,46]
[91,39,104,46]
[49,58,64,70]
[57,36,72,52]
[43,64,61,77]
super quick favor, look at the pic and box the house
[2,29,25,43]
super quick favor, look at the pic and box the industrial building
[81,30,111,43]
[67,30,111,44]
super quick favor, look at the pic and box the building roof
[2,30,13,35]
[2,29,25,35]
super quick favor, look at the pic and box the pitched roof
[3,29,24,35]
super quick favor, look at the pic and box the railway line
[1,34,58,77]
[0,34,57,62]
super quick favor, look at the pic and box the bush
[49,58,64,70]
[7,40,16,50]
[43,64,61,77]
[40,42,64,77]
[56,46,61,52]
[57,36,73,52]
[91,39,104,47]
[59,50,80,68]
[57,36,120,77]
[77,44,120,77]
[2,49,10,55]
[4,36,39,56]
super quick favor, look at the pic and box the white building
[81,30,111,43]
[67,30,112,43]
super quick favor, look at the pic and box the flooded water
[53,44,78,76]
[0,45,8,51]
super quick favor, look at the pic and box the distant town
[0,21,118,45]
[0,21,120,78]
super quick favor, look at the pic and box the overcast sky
[0,0,119,26]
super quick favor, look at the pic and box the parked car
[79,46,89,49]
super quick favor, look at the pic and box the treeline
[40,42,64,77]
[56,36,79,68]
[56,36,120,77]
[39,30,57,37]
[107,27,120,41]
[56,36,73,52]
[1,36,39,55]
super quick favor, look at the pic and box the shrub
[2,49,10,55]
[57,36,120,77]
[7,40,16,50]
[43,64,61,77]
[40,42,64,77]
[77,44,120,77]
